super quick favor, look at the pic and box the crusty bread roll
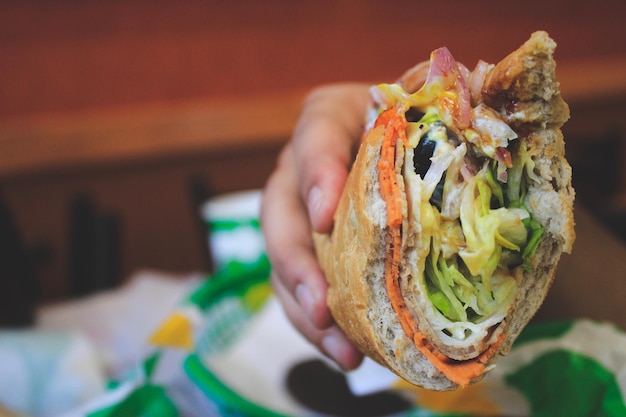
[313,31,574,391]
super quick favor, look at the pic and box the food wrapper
[43,191,626,417]
[0,330,105,417]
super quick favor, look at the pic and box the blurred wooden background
[1,0,626,316]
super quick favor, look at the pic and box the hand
[261,83,370,370]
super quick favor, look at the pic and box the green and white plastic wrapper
[79,190,626,417]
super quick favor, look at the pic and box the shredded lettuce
[426,243,518,323]
[485,163,505,207]
[408,104,545,328]
[458,176,498,277]
[426,161,537,323]
[522,218,545,271]
[426,249,467,322]
[506,141,538,207]
[494,208,529,249]
[429,289,458,322]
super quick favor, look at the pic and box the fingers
[260,83,370,371]
[272,271,363,370]
[261,145,332,329]
[261,144,363,370]
[291,83,370,233]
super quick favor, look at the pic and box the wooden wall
[1,0,626,308]
[3,0,626,117]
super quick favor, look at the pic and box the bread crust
[314,127,458,390]
[313,126,389,365]
[313,31,574,390]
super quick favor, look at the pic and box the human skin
[261,83,371,370]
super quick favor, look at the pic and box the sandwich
[313,31,575,390]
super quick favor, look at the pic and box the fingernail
[322,333,349,367]
[307,186,323,224]
[295,284,315,322]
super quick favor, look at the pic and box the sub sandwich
[313,31,575,390]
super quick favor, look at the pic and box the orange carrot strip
[375,107,504,387]
[413,332,505,387]
[376,108,416,338]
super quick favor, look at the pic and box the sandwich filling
[370,47,545,386]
